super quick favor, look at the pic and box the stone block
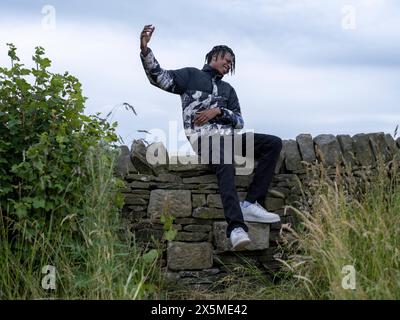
[314,134,342,167]
[284,139,302,171]
[175,231,209,242]
[147,190,192,219]
[296,134,316,163]
[192,194,206,208]
[337,134,355,165]
[183,225,212,233]
[352,133,374,166]
[192,207,225,219]
[167,242,213,271]
[130,139,155,175]
[183,175,218,184]
[264,197,285,211]
[213,222,270,252]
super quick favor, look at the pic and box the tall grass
[282,153,400,299]
[165,151,400,300]
[0,146,163,299]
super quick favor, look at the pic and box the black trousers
[191,132,283,238]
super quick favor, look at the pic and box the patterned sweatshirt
[140,48,244,139]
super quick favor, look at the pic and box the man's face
[210,52,234,75]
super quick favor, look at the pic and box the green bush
[0,45,163,299]
[0,43,118,240]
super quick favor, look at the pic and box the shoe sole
[243,216,281,224]
[232,239,251,251]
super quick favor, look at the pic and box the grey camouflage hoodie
[140,48,244,139]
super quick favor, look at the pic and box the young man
[140,25,282,250]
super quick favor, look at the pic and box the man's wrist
[140,47,149,56]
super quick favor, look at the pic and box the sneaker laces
[250,201,267,214]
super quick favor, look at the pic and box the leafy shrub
[0,44,118,241]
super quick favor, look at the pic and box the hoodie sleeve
[140,48,190,95]
[216,87,244,129]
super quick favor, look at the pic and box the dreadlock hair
[205,45,236,75]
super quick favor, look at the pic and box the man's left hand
[194,108,221,126]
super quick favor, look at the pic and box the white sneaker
[230,227,251,251]
[240,201,281,224]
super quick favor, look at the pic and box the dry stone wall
[116,132,400,288]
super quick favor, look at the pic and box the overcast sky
[1,0,399,154]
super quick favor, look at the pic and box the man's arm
[216,87,244,129]
[140,25,189,94]
[194,87,244,128]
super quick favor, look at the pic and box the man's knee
[259,134,282,152]
[272,136,283,152]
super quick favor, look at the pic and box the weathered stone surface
[369,132,390,162]
[175,231,209,242]
[267,188,286,199]
[147,190,192,219]
[235,175,254,188]
[128,181,153,189]
[396,137,400,148]
[213,253,259,267]
[178,268,220,278]
[191,189,217,194]
[206,192,247,209]
[337,134,355,165]
[127,205,147,212]
[192,207,225,219]
[213,222,270,252]
[126,174,155,182]
[156,173,182,183]
[385,134,399,156]
[273,174,297,183]
[115,145,137,176]
[123,194,149,205]
[284,139,302,171]
[167,242,213,271]
[183,224,212,233]
[207,194,223,209]
[275,146,285,174]
[131,219,182,231]
[150,182,219,190]
[169,156,213,173]
[164,271,181,285]
[183,175,218,184]
[174,218,213,225]
[352,133,374,166]
[192,194,206,208]
[130,139,155,175]
[122,207,147,220]
[125,173,181,183]
[146,142,169,174]
[264,197,285,211]
[135,228,164,242]
[314,134,342,167]
[296,134,316,163]
[188,183,220,190]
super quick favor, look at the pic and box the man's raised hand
[140,24,155,54]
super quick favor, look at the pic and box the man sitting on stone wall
[139,24,282,250]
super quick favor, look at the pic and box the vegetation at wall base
[0,44,162,299]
